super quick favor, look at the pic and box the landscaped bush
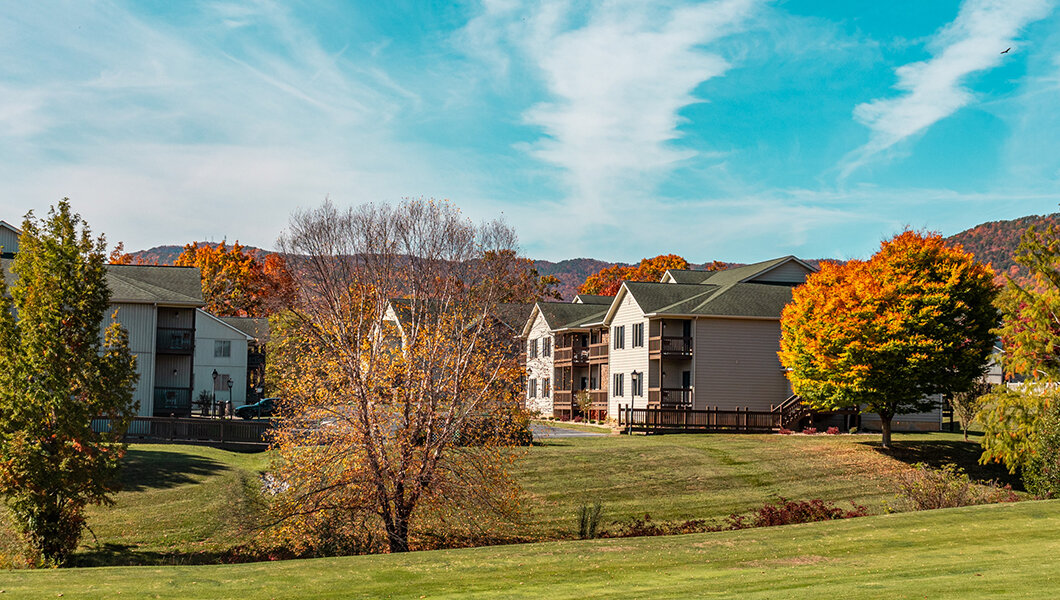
[895,463,1019,510]
[606,498,867,538]
[802,427,817,435]
[826,427,840,435]
[577,503,604,539]
[778,428,793,435]
[726,498,867,529]
[1024,403,1060,498]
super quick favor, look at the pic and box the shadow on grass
[119,448,231,492]
[69,543,264,568]
[860,435,1023,490]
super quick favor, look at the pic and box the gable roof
[661,256,815,287]
[572,294,613,305]
[219,316,270,341]
[521,301,609,336]
[198,310,254,340]
[605,279,797,323]
[2,259,203,306]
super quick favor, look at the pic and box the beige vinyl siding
[129,353,154,417]
[608,293,649,415]
[525,312,554,415]
[194,310,250,407]
[693,317,790,411]
[750,261,812,284]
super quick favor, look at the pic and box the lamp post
[227,378,234,418]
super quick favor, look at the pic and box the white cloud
[842,0,1055,177]
[461,0,757,220]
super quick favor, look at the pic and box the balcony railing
[154,387,193,417]
[553,390,573,410]
[156,327,194,354]
[648,336,693,358]
[588,343,609,363]
[648,387,693,409]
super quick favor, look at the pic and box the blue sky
[1,0,1058,263]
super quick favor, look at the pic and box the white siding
[693,317,790,411]
[608,293,650,415]
[194,310,250,407]
[750,260,812,284]
[525,312,554,415]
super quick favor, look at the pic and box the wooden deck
[618,405,780,434]
[92,416,273,450]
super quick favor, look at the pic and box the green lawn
[0,432,1017,566]
[1,499,1057,599]
[0,445,270,567]
[516,431,1016,538]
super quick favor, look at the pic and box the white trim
[739,256,818,283]
[195,309,253,340]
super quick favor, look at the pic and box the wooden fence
[92,416,272,449]
[618,405,780,434]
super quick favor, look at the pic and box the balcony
[588,342,609,364]
[156,327,194,354]
[554,346,590,367]
[154,387,193,417]
[648,336,693,359]
[648,387,693,409]
[553,390,573,411]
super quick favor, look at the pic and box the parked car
[235,397,278,420]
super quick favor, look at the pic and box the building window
[632,322,644,347]
[631,371,643,396]
[543,337,552,357]
[613,325,625,350]
[528,379,537,398]
[214,373,231,392]
[529,338,538,358]
[543,377,551,397]
[613,373,624,397]
[214,340,231,358]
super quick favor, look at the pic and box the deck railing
[92,416,272,448]
[618,405,780,433]
[648,336,693,358]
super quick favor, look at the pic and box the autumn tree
[266,199,529,554]
[175,241,295,317]
[995,224,1060,380]
[948,380,992,441]
[107,241,154,265]
[779,231,998,449]
[579,254,690,296]
[0,201,138,565]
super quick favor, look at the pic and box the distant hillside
[128,243,268,265]
[533,258,629,300]
[945,213,1060,280]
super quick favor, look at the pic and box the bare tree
[949,381,993,441]
[266,198,529,554]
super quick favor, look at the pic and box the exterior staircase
[772,394,813,430]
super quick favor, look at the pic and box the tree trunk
[385,512,411,553]
[962,423,969,442]
[880,414,893,449]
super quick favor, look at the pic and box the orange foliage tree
[265,199,529,555]
[174,241,295,317]
[578,254,690,296]
[779,231,998,448]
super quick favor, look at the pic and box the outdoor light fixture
[212,369,218,381]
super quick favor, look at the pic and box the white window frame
[214,339,231,358]
[613,325,625,350]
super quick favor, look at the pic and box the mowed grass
[0,431,1015,565]
[516,431,1015,537]
[0,445,270,567]
[2,499,1058,599]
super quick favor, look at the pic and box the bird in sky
[1001,47,1011,54]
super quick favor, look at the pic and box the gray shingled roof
[573,294,613,305]
[537,302,608,330]
[698,256,797,286]
[2,259,203,306]
[219,316,270,341]
[622,280,795,319]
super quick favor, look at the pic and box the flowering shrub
[826,427,840,435]
[778,428,793,435]
[802,427,818,435]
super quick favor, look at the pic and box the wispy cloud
[841,0,1054,177]
[461,0,757,219]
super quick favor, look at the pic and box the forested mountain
[945,213,1060,280]
[128,212,1055,300]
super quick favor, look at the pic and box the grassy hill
[3,499,1058,599]
[0,432,1016,567]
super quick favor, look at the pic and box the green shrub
[1024,404,1060,498]
[577,503,603,539]
[895,463,1018,510]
